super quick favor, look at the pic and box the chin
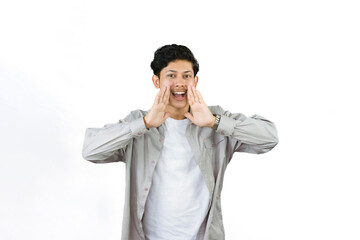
[170,100,188,110]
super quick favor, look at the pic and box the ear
[152,75,160,89]
[194,76,199,88]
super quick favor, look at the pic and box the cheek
[187,81,195,88]
[160,79,172,88]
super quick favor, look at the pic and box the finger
[162,86,170,104]
[161,86,170,103]
[154,89,162,105]
[192,86,200,103]
[184,112,194,122]
[159,86,167,103]
[196,89,205,104]
[163,112,171,120]
[187,87,194,105]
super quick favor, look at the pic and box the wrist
[143,116,151,129]
[209,115,216,128]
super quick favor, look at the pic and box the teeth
[173,91,185,94]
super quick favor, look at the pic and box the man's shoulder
[122,109,148,122]
[208,105,225,115]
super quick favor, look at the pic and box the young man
[82,44,278,240]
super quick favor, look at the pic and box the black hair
[150,44,199,77]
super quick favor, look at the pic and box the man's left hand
[184,86,215,128]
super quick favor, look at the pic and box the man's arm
[184,86,278,154]
[82,86,171,163]
[215,108,278,154]
[82,113,148,163]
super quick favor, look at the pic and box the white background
[1,0,359,239]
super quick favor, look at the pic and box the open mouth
[172,91,187,101]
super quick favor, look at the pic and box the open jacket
[82,105,279,240]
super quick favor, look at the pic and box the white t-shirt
[143,118,210,240]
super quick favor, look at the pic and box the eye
[168,74,175,78]
[184,74,192,78]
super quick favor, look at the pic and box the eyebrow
[166,70,193,74]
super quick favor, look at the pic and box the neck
[167,105,190,120]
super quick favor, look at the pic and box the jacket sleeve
[215,107,279,154]
[82,113,149,163]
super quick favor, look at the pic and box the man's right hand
[144,86,171,129]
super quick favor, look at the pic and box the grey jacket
[82,105,279,240]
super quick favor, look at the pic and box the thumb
[163,112,171,120]
[184,112,194,122]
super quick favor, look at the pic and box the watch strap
[212,114,221,130]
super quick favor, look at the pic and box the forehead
[162,60,193,73]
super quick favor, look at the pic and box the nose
[174,77,186,89]
[175,82,185,88]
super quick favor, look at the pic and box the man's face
[152,60,198,110]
